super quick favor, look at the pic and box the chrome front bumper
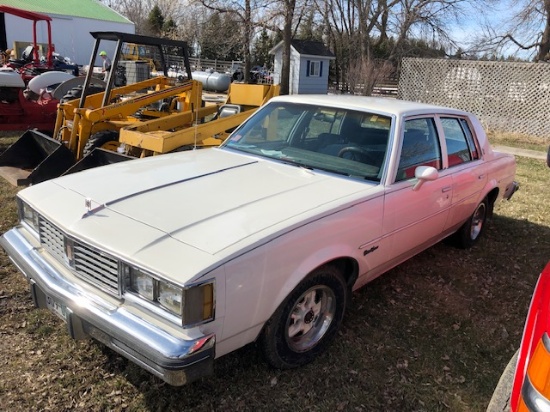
[0,227,215,386]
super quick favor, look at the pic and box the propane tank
[192,71,231,92]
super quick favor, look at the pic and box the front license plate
[46,295,67,322]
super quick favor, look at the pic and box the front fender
[218,231,369,357]
[217,198,383,357]
[271,242,360,315]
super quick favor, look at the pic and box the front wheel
[454,197,489,249]
[259,265,348,369]
[83,130,119,157]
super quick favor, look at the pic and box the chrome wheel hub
[286,285,336,352]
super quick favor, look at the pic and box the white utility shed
[0,0,134,65]
[270,39,335,95]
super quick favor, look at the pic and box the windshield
[222,102,392,182]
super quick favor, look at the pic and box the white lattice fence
[398,58,550,139]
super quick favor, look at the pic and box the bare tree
[254,0,310,94]
[312,0,357,91]
[194,0,257,81]
[279,0,296,95]
[313,0,470,94]
[385,0,467,63]
[314,0,396,93]
[476,0,550,61]
[103,0,151,32]
[103,0,190,35]
[104,0,493,94]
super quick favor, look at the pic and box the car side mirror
[413,166,439,191]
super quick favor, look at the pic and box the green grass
[487,130,549,153]
[0,132,548,411]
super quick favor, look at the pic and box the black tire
[454,197,489,249]
[83,130,119,157]
[232,71,244,82]
[486,350,517,412]
[259,265,348,369]
[60,85,105,104]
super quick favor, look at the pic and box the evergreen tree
[148,5,164,36]
[252,29,275,66]
[164,18,176,33]
[200,13,222,59]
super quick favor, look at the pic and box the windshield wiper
[312,165,350,177]
[278,157,312,169]
[280,158,351,177]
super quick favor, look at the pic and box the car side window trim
[459,118,481,160]
[438,115,481,168]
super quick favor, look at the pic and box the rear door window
[440,117,479,167]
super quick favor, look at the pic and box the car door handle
[478,174,486,180]
[442,186,452,193]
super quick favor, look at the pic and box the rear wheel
[454,197,489,249]
[259,265,348,369]
[83,130,119,157]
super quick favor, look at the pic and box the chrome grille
[73,244,119,294]
[39,217,120,296]
[39,219,64,261]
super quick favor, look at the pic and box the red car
[488,262,550,411]
[487,148,550,412]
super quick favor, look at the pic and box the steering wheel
[337,146,379,164]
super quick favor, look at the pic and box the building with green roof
[1,0,134,64]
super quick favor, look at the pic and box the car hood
[23,149,376,256]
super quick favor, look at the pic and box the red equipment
[0,6,79,132]
[1,5,54,76]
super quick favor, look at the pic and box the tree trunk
[280,0,296,95]
[244,0,252,82]
[537,0,550,61]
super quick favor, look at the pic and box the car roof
[268,94,469,118]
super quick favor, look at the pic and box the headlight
[18,199,40,234]
[129,266,155,301]
[158,282,183,315]
[124,264,184,317]
[123,264,214,326]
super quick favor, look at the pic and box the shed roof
[0,0,132,24]
[270,39,335,59]
[291,40,335,58]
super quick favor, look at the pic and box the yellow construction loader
[0,31,278,185]
[117,82,279,157]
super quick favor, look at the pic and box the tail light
[512,262,550,411]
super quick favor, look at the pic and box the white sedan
[0,95,518,386]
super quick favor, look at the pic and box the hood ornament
[82,198,106,218]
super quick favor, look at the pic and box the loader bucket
[0,130,75,186]
[63,148,134,175]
